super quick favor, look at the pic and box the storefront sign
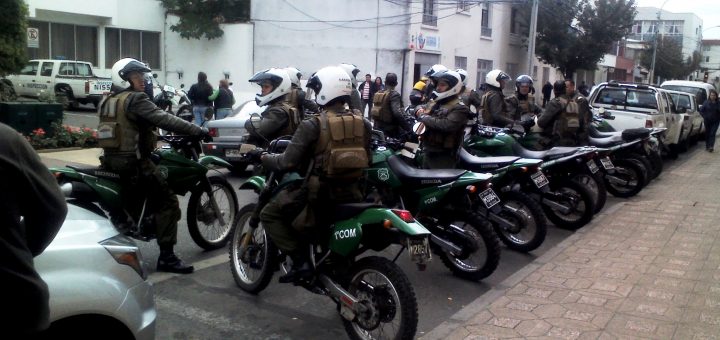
[409,32,440,51]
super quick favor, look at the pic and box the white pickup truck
[5,59,112,108]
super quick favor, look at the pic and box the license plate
[225,149,242,158]
[408,237,431,262]
[530,171,549,188]
[479,188,501,209]
[92,81,112,92]
[587,159,599,174]
[600,157,614,170]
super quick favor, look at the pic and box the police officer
[422,64,448,105]
[284,66,319,116]
[339,63,362,111]
[506,75,542,121]
[455,68,483,116]
[415,70,470,169]
[537,79,591,147]
[253,66,372,283]
[372,73,413,138]
[480,69,513,127]
[245,68,299,147]
[409,76,428,107]
[98,58,207,274]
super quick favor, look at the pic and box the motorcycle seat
[588,135,624,147]
[387,155,465,187]
[457,148,520,172]
[589,127,620,138]
[333,203,384,222]
[511,143,578,161]
[67,165,122,180]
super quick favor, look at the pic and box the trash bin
[0,102,37,135]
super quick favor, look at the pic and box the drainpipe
[400,49,410,98]
[163,11,168,82]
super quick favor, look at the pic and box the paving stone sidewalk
[423,146,720,340]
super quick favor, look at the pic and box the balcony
[481,26,492,38]
[422,14,437,26]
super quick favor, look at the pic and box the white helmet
[338,63,360,87]
[485,69,510,89]
[248,68,291,106]
[455,68,468,86]
[431,70,463,102]
[425,64,448,78]
[111,58,151,89]
[284,66,302,88]
[306,66,352,106]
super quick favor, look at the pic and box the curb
[420,201,626,340]
[35,147,85,153]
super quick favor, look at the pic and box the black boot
[157,246,194,274]
[278,252,312,283]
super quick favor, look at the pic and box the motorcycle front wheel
[493,191,547,253]
[228,204,277,294]
[343,256,418,340]
[188,176,239,250]
[542,180,595,230]
[572,170,607,214]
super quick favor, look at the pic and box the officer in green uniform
[480,69,513,127]
[245,68,301,147]
[253,66,372,283]
[339,63,362,111]
[98,58,207,274]
[415,70,471,169]
[284,66,319,116]
[506,75,542,121]
[538,79,591,147]
[371,73,412,138]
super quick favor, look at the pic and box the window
[59,62,75,76]
[704,45,711,51]
[457,0,471,12]
[40,62,54,77]
[455,56,467,70]
[594,88,658,109]
[476,59,493,89]
[506,63,519,78]
[25,21,98,65]
[26,21,50,60]
[632,23,642,34]
[481,3,492,37]
[665,21,681,35]
[20,62,39,76]
[105,28,161,69]
[76,63,92,77]
[422,0,437,26]
[646,24,657,34]
[706,56,711,62]
[510,8,518,34]
[51,23,75,61]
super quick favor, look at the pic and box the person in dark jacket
[541,81,553,107]
[245,68,298,147]
[284,66,319,116]
[373,73,413,138]
[506,75,542,121]
[481,69,529,129]
[187,71,214,126]
[209,79,235,120]
[700,89,720,152]
[1,122,67,337]
[99,58,208,274]
[538,79,591,147]
[415,70,471,169]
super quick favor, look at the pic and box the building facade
[701,40,720,90]
[630,7,703,60]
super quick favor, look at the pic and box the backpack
[552,97,581,137]
[315,110,368,179]
[370,91,390,122]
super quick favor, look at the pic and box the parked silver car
[36,203,156,340]
[202,100,265,173]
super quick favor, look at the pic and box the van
[660,80,716,108]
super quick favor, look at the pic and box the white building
[23,0,256,100]
[630,7,703,61]
[701,39,720,90]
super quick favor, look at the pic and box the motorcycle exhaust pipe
[429,234,463,253]
[318,275,368,321]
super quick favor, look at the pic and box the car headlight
[100,235,147,280]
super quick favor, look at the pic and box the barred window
[105,28,161,69]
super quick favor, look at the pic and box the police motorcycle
[364,129,501,280]
[228,116,431,340]
[151,74,194,134]
[50,134,239,250]
[377,129,548,254]
[464,124,597,230]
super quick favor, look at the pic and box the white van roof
[660,80,715,91]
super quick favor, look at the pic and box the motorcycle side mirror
[180,84,185,89]
[413,121,426,136]
[598,107,615,120]
[153,73,158,79]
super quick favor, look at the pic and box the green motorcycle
[51,135,239,250]
[229,139,431,340]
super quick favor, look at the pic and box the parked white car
[666,89,703,144]
[661,80,716,108]
[36,203,156,340]
[202,100,266,173]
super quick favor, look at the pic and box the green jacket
[245,97,295,147]
[419,97,470,153]
[482,87,514,127]
[538,92,590,145]
[506,94,541,121]
[374,87,412,137]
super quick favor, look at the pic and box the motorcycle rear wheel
[228,204,277,294]
[542,180,595,230]
[430,213,501,281]
[604,159,646,198]
[572,170,607,214]
[188,176,239,250]
[343,256,418,340]
[493,191,547,253]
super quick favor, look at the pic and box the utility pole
[526,0,539,76]
[650,0,670,84]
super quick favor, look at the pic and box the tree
[518,0,636,79]
[160,0,250,40]
[640,37,701,80]
[0,0,28,77]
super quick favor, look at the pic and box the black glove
[521,119,535,129]
[246,148,267,163]
[199,127,212,142]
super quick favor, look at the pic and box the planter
[0,102,64,136]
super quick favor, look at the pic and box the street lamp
[649,0,671,85]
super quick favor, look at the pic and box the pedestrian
[541,81,553,108]
[374,76,385,92]
[578,81,590,97]
[700,89,720,152]
[187,71,214,126]
[209,79,235,120]
[358,73,377,119]
[372,73,412,138]
[1,122,67,337]
[99,58,209,274]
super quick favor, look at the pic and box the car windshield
[662,85,706,104]
[595,87,657,109]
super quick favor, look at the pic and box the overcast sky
[634,0,720,39]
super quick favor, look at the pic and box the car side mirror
[153,73,158,79]
[413,121,426,136]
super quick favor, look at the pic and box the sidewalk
[39,147,101,167]
[423,146,720,340]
